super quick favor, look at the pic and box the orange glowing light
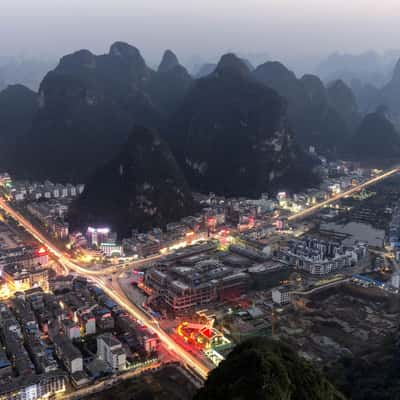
[37,246,47,255]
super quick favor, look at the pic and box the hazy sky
[2,0,400,71]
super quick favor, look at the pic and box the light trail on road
[63,361,162,400]
[288,167,400,221]
[0,198,210,380]
[0,165,398,382]
[93,276,210,379]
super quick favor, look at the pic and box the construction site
[273,284,400,365]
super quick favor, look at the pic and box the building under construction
[144,259,249,315]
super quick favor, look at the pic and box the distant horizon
[1,45,400,78]
[3,0,400,75]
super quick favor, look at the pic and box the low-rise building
[95,308,114,331]
[0,245,49,269]
[272,287,291,305]
[0,371,67,400]
[391,271,400,288]
[62,319,81,340]
[53,335,83,374]
[12,181,84,202]
[96,333,126,371]
[80,312,96,336]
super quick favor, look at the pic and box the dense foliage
[195,338,345,400]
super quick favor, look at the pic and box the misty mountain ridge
[316,50,400,114]
[253,60,360,153]
[350,56,400,127]
[350,107,400,159]
[148,49,193,115]
[157,49,180,73]
[0,57,56,92]
[0,43,322,233]
[10,43,192,182]
[0,84,38,169]
[378,58,400,119]
[166,53,319,198]
[68,51,319,234]
[316,50,400,88]
[1,42,398,197]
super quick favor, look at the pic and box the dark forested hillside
[195,338,345,400]
[167,54,318,197]
[68,126,194,236]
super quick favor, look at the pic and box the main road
[288,166,400,221]
[0,165,398,380]
[0,197,211,380]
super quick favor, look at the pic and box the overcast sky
[2,0,400,72]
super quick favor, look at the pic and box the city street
[0,165,399,385]
[0,197,211,380]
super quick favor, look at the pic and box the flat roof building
[97,333,126,371]
[145,258,249,314]
[53,335,83,374]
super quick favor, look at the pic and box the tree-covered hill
[195,338,345,400]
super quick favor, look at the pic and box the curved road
[289,278,350,296]
[0,198,210,380]
[0,166,398,380]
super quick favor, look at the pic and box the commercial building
[2,264,49,292]
[123,234,161,258]
[100,242,124,257]
[86,227,115,248]
[0,173,12,188]
[145,258,249,314]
